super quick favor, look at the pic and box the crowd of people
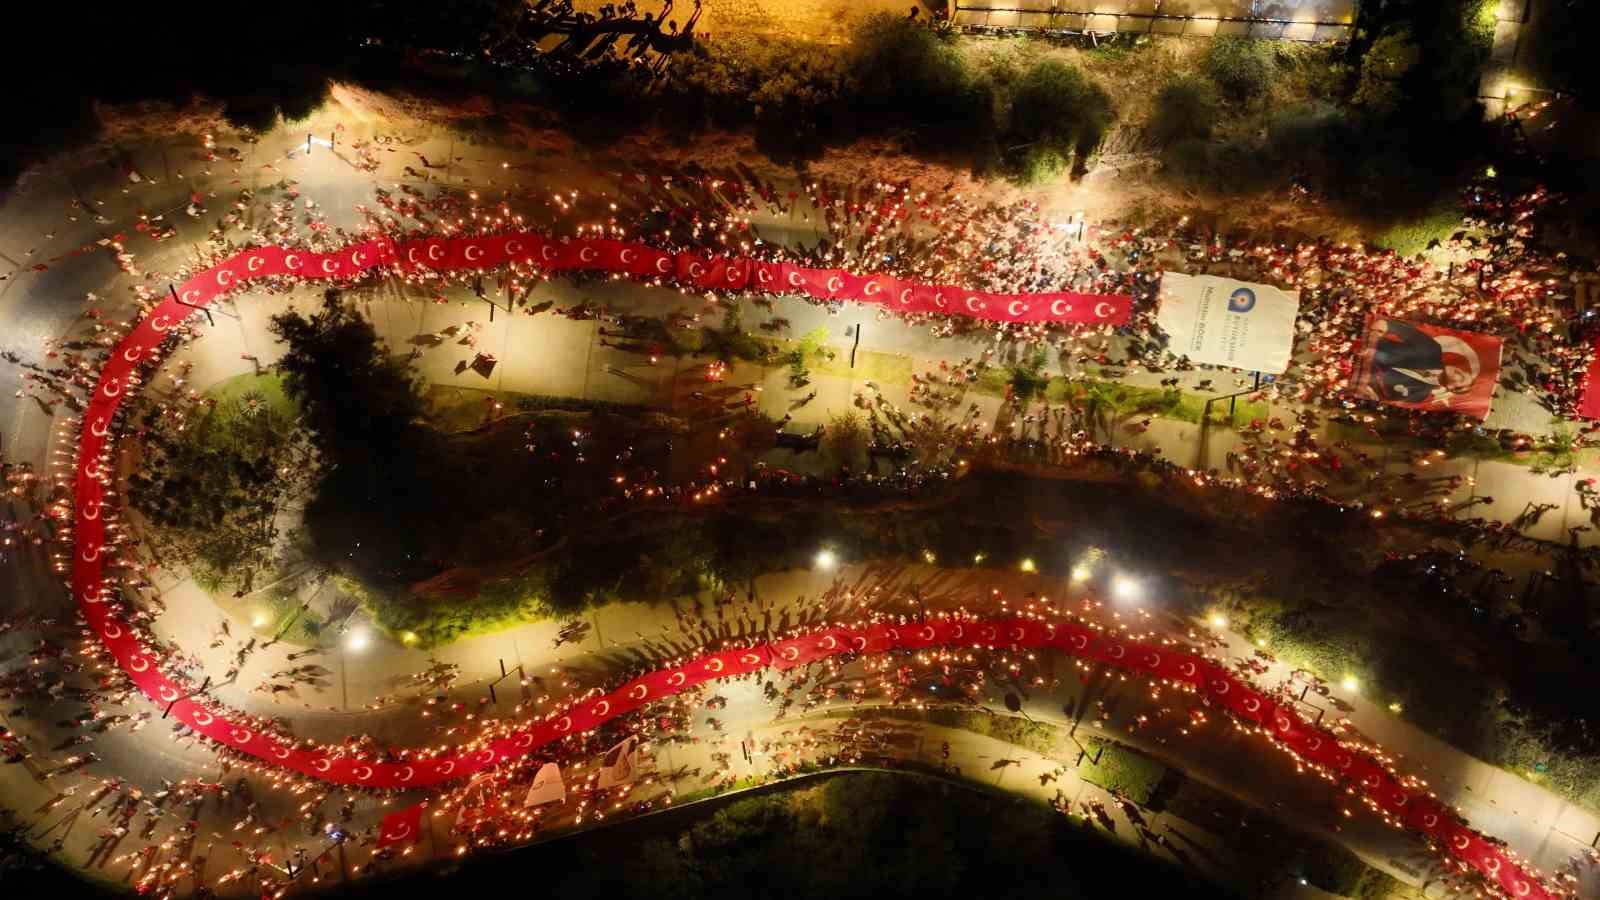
[2,132,1599,899]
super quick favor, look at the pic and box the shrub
[1203,37,1275,103]
[667,33,848,157]
[822,412,869,472]
[222,95,281,132]
[1004,60,1113,180]
[1297,842,1373,896]
[1008,351,1051,403]
[848,14,983,132]
[1352,28,1421,117]
[1147,77,1217,146]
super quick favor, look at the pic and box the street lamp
[1112,575,1141,604]
[345,626,371,652]
[1070,564,1091,583]
[814,549,838,571]
[1341,676,1359,693]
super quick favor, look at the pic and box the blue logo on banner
[1227,287,1256,313]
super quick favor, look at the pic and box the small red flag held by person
[377,803,425,848]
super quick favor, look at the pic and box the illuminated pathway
[65,236,1556,896]
[0,124,1548,890]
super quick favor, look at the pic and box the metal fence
[952,1,1356,42]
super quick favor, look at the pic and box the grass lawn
[1372,202,1465,258]
[968,369,1269,429]
[201,371,296,417]
[1077,738,1170,805]
[764,336,914,387]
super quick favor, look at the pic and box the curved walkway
[67,236,1554,898]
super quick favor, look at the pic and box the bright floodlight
[1342,676,1359,693]
[346,626,371,652]
[814,549,838,571]
[1209,614,1228,629]
[1070,565,1091,583]
[1112,575,1141,603]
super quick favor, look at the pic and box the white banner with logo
[596,737,641,790]
[1156,273,1299,374]
[524,763,565,807]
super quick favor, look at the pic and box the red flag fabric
[65,234,1556,900]
[1579,335,1600,419]
[377,803,424,848]
[1348,316,1503,420]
